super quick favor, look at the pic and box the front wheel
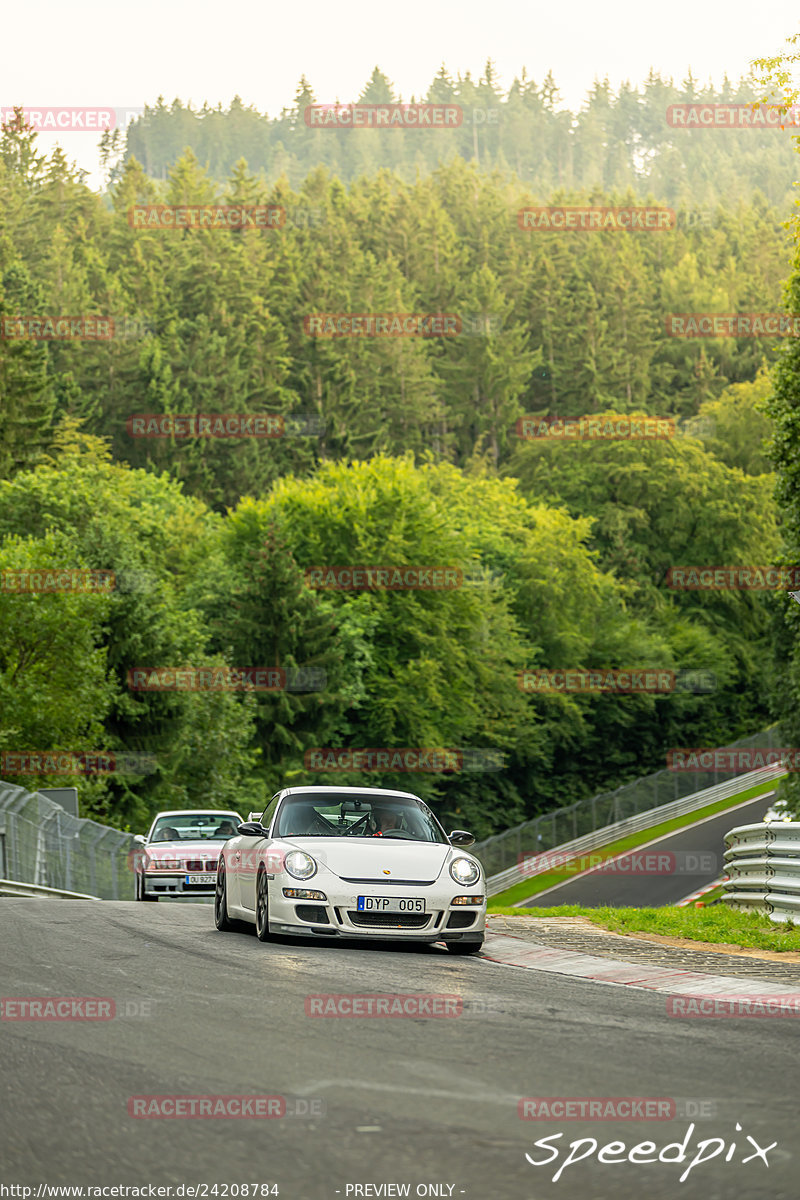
[136,874,157,901]
[255,869,271,941]
[214,864,235,931]
[446,939,484,955]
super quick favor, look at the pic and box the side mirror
[133,834,146,845]
[449,829,476,848]
[237,821,267,837]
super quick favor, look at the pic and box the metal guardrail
[0,878,100,900]
[486,764,783,898]
[0,779,137,899]
[724,822,800,922]
[473,726,780,880]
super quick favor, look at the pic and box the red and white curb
[675,877,726,906]
[481,930,800,998]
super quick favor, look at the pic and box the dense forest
[103,67,799,211]
[0,72,795,837]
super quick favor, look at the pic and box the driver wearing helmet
[370,805,400,836]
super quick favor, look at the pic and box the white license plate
[356,896,425,913]
[186,874,216,885]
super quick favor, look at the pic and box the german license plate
[186,874,216,885]
[356,896,425,912]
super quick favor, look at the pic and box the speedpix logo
[525,1122,776,1183]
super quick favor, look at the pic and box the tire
[214,863,235,931]
[136,873,157,901]
[446,939,484,955]
[255,868,271,941]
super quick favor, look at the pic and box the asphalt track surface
[1,900,798,1199]
[522,792,778,909]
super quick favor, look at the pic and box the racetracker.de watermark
[519,1097,717,1120]
[667,994,800,1017]
[0,751,157,776]
[127,667,326,692]
[519,1098,675,1120]
[1,316,153,341]
[127,205,285,231]
[516,851,717,878]
[666,313,800,337]
[305,993,462,1017]
[305,566,462,590]
[667,103,800,129]
[126,413,323,439]
[0,106,144,130]
[518,207,675,231]
[304,103,462,128]
[665,566,800,589]
[518,668,716,694]
[303,313,460,337]
[516,416,676,440]
[1,316,118,340]
[1,997,115,1020]
[667,748,799,772]
[303,747,504,772]
[128,1094,324,1119]
[0,569,115,592]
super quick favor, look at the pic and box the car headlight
[284,850,317,880]
[449,856,480,886]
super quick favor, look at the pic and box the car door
[239,792,283,913]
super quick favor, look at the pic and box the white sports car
[214,786,486,953]
[134,808,244,900]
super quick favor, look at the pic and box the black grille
[446,911,477,929]
[296,905,330,924]
[341,877,435,886]
[186,860,203,872]
[205,860,218,872]
[348,911,430,929]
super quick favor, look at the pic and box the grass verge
[485,902,800,953]
[490,776,783,907]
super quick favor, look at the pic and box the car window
[273,794,448,842]
[149,814,241,841]
[260,793,282,833]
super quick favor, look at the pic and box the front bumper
[142,871,218,897]
[268,881,486,942]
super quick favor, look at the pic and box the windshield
[273,794,448,843]
[148,814,241,842]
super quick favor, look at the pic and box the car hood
[145,841,223,860]
[280,837,454,883]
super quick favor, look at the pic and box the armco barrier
[484,764,782,898]
[0,779,136,899]
[724,822,800,922]
[0,879,100,900]
[473,727,780,881]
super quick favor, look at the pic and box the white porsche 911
[214,786,485,953]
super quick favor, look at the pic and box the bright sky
[5,0,799,188]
